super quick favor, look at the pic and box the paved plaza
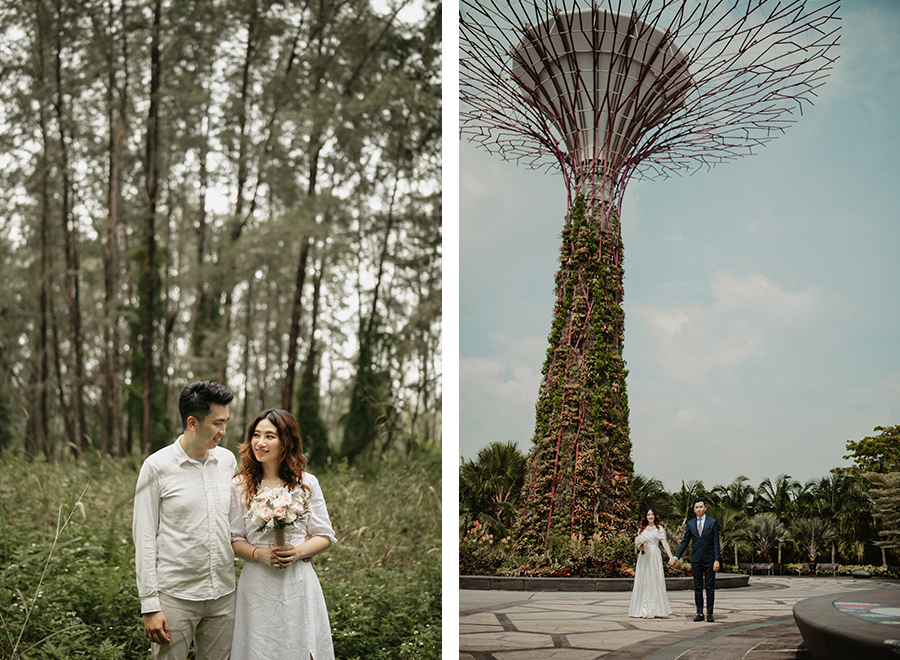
[459,575,900,659]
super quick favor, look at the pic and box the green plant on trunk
[516,195,634,550]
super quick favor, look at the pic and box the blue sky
[457,0,900,491]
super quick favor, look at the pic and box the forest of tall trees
[0,0,442,465]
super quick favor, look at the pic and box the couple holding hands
[629,498,721,622]
[133,380,335,660]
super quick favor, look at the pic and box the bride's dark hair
[236,408,310,509]
[638,507,662,532]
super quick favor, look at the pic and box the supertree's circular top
[460,0,841,209]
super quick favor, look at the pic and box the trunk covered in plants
[517,195,634,548]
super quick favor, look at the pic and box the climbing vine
[517,194,634,550]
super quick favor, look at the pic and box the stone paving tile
[494,649,612,659]
[462,630,556,651]
[460,576,898,660]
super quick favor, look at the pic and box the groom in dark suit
[669,497,721,622]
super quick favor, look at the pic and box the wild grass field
[0,449,441,659]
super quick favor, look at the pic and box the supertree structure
[460,0,840,548]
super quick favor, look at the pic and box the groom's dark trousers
[675,517,721,616]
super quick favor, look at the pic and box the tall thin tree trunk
[300,244,327,393]
[101,0,124,458]
[50,318,74,446]
[54,0,87,457]
[35,0,52,462]
[259,269,272,410]
[282,239,311,411]
[142,0,162,454]
[240,275,254,427]
[192,114,209,363]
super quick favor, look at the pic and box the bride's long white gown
[230,473,337,659]
[628,525,672,618]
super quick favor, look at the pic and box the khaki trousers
[152,591,235,660]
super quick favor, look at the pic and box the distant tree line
[0,0,442,464]
[460,426,900,567]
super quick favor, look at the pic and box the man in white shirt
[133,380,238,659]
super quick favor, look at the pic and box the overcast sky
[457,0,900,492]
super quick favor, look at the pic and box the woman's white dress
[230,473,337,660]
[628,525,672,618]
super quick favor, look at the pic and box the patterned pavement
[459,575,900,659]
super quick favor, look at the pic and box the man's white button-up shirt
[133,436,237,613]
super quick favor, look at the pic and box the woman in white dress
[628,507,676,619]
[229,409,337,660]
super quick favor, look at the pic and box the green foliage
[787,517,836,562]
[864,471,900,554]
[705,505,750,566]
[781,563,900,577]
[341,315,397,463]
[295,376,333,469]
[746,513,787,562]
[124,245,173,454]
[459,441,527,537]
[632,473,675,522]
[845,426,900,474]
[459,523,689,579]
[0,450,440,659]
[518,195,634,549]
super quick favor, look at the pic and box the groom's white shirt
[696,515,706,536]
[133,436,237,613]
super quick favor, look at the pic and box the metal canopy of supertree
[461,0,841,222]
[460,0,840,550]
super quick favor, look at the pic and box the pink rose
[274,507,287,519]
[260,505,273,521]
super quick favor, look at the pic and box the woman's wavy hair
[639,507,662,533]
[237,409,309,508]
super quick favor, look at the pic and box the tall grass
[0,448,441,659]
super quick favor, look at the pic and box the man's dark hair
[178,380,234,429]
[693,497,707,507]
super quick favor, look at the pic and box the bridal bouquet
[246,485,310,544]
[634,532,651,555]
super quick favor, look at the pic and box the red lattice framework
[460,0,841,225]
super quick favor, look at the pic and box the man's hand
[713,560,720,573]
[143,611,171,645]
[668,557,677,567]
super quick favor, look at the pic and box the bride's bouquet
[246,484,310,546]
[634,531,651,555]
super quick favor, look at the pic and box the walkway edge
[459,572,750,591]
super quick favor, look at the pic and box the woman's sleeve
[305,474,337,544]
[230,478,249,543]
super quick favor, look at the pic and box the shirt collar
[174,435,219,466]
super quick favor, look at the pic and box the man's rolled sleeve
[133,461,161,614]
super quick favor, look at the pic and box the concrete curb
[793,588,900,660]
[459,572,750,591]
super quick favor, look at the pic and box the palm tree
[746,513,787,562]
[459,441,527,536]
[707,504,750,567]
[755,474,800,563]
[712,476,755,515]
[672,480,708,526]
[633,473,675,522]
[788,518,836,563]
[806,472,868,563]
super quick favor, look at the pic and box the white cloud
[459,333,547,458]
[631,272,823,381]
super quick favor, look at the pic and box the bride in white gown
[229,409,336,659]
[629,507,676,618]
